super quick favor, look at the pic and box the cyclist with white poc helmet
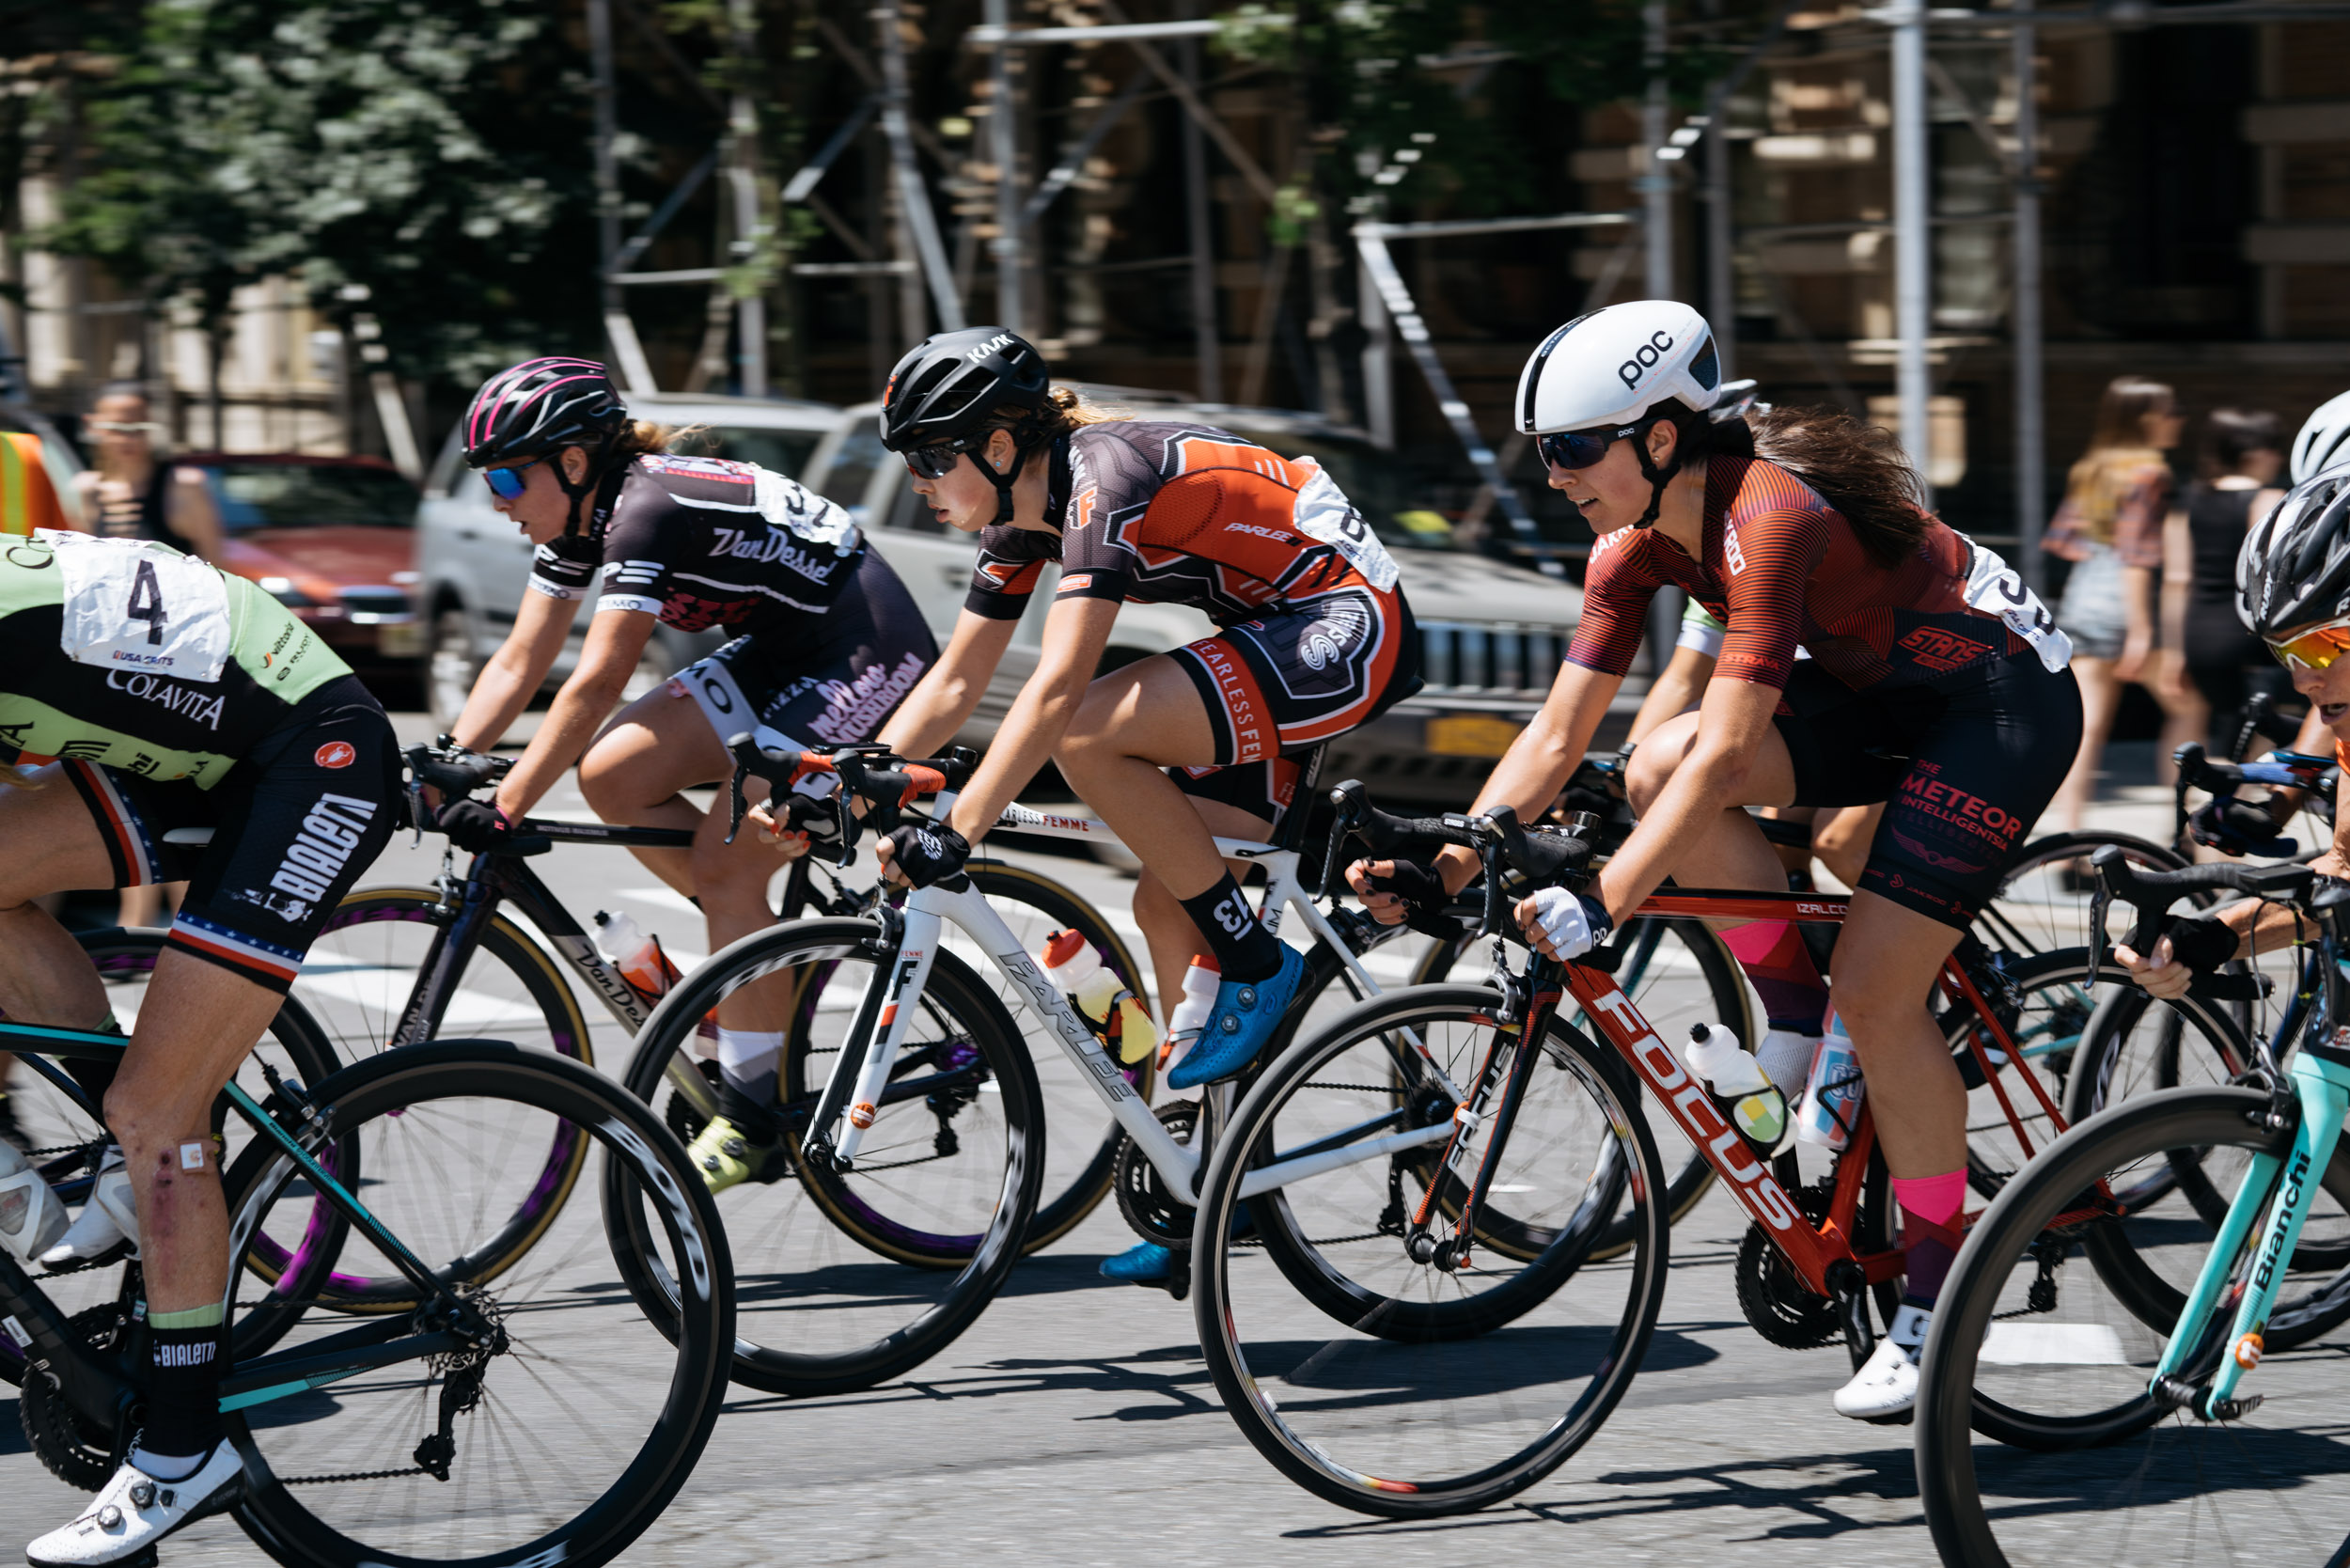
[2128,460,2350,991]
[1348,302,2084,1419]
[434,358,936,1193]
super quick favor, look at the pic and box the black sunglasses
[902,441,966,480]
[1537,422,1645,472]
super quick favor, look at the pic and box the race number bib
[1292,463,1400,592]
[1963,541,2072,674]
[41,530,233,682]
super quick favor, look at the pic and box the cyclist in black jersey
[437,358,936,1190]
[0,531,400,1566]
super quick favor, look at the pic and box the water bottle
[1039,930,1158,1067]
[0,1142,68,1264]
[1158,956,1223,1103]
[1684,1023,1789,1156]
[1795,1006,1866,1152]
[595,910,679,1006]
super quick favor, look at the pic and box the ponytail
[1664,400,1931,569]
[981,384,1131,451]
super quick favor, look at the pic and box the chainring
[1733,1175,1842,1351]
[1113,1101,1198,1247]
[22,1304,128,1491]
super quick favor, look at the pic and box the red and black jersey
[962,422,1400,625]
[1567,455,2022,694]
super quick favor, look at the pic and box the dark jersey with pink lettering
[961,422,1401,625]
[1566,454,2026,695]
[530,454,870,641]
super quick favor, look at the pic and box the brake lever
[725,761,751,847]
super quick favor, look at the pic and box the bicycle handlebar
[2091,842,2316,968]
[722,736,976,858]
[1321,778,1596,943]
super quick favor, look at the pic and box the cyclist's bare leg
[0,766,121,1031]
[1810,802,1884,891]
[1053,654,1239,902]
[1131,795,1276,1018]
[1622,710,1792,893]
[1820,891,1967,1177]
[576,683,728,895]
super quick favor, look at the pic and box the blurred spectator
[2043,375,2194,833]
[2175,408,2289,755]
[71,383,225,565]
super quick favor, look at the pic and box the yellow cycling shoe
[686,1116,786,1193]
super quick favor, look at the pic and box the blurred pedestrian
[71,382,224,564]
[71,383,215,930]
[2177,408,2289,755]
[2043,375,2193,835]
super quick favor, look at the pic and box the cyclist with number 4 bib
[868,328,1421,1278]
[1348,303,2083,1420]
[0,531,399,1565]
[436,358,936,1195]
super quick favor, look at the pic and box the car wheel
[427,607,478,733]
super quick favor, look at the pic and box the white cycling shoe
[1833,1334,1921,1422]
[40,1151,138,1269]
[26,1445,242,1566]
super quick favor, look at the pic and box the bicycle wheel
[219,1043,731,1568]
[1191,983,1670,1517]
[944,860,1149,1251]
[615,917,1043,1397]
[1414,915,1747,1256]
[1973,830,2190,959]
[0,932,342,1394]
[1919,1087,2350,1566]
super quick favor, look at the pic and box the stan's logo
[1898,625,1995,673]
[1059,573,1093,591]
[314,742,355,769]
[1618,329,1676,390]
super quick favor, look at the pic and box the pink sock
[1891,1168,1968,1307]
[1890,1169,1967,1228]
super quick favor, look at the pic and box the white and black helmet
[2291,389,2350,486]
[2237,460,2350,637]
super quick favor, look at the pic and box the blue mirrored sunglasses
[480,457,542,501]
[1537,423,1643,472]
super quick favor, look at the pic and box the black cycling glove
[2162,914,2239,974]
[1358,858,1463,939]
[884,823,971,888]
[437,799,514,854]
[2187,794,2286,856]
[781,791,845,846]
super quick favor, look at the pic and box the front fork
[803,903,939,1169]
[2154,1047,2350,1419]
[1406,963,1556,1271]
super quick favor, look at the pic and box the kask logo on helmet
[1618,330,1677,391]
[968,332,1016,364]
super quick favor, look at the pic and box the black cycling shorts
[671,557,939,755]
[1775,649,2083,928]
[65,674,400,993]
[1174,584,1420,767]
[1171,755,1306,828]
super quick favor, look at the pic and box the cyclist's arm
[451,583,583,754]
[942,595,1119,847]
[491,606,657,821]
[879,609,1018,760]
[1627,642,1715,743]
[1585,674,1781,922]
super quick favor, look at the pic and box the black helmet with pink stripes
[462,356,627,469]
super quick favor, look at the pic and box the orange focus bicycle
[1188,782,2103,1517]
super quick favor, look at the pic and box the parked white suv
[415,391,841,730]
[800,391,1584,807]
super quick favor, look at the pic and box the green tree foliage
[44,0,601,387]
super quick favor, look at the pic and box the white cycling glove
[1528,886,1613,960]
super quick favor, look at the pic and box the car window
[1219,427,1460,553]
[882,473,942,535]
[818,418,887,521]
[670,424,822,478]
[202,463,419,531]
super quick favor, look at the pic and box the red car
[180,453,423,699]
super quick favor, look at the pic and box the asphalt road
[0,721,2300,1565]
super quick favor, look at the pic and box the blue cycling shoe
[1100,1242,1174,1283]
[1167,946,1307,1090]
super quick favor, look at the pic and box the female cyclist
[2125,460,2350,994]
[434,357,936,1191]
[1351,301,2082,1420]
[868,325,1419,1154]
[0,530,399,1565]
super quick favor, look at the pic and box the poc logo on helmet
[969,332,1016,363]
[1618,330,1676,391]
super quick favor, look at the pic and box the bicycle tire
[1411,915,1747,1258]
[1973,829,2192,961]
[613,917,1044,1397]
[1919,1087,2350,1565]
[1191,982,1670,1517]
[218,1042,731,1568]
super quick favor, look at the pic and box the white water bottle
[1684,1023,1790,1155]
[0,1142,67,1263]
[1158,956,1223,1103]
[1795,1006,1866,1152]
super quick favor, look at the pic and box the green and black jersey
[0,531,351,789]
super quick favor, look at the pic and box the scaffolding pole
[984,0,1026,335]
[1643,2,1674,299]
[2012,15,2046,588]
[876,0,965,337]
[1889,0,1933,503]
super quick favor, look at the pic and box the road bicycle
[277,740,1141,1308]
[1916,849,2350,1568]
[2,1021,731,1567]
[1185,782,2118,1517]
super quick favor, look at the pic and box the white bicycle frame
[813,792,1463,1196]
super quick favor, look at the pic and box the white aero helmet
[2291,388,2350,486]
[1514,300,1734,529]
[2237,459,2350,637]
